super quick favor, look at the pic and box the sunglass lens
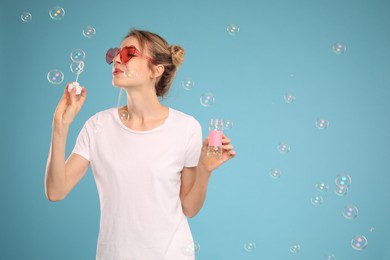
[106,48,119,64]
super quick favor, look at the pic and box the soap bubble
[119,109,129,121]
[200,92,215,107]
[49,6,65,20]
[82,26,96,38]
[311,195,324,206]
[290,244,300,253]
[223,120,234,130]
[124,69,139,79]
[316,182,329,192]
[269,168,282,179]
[316,118,329,129]
[70,61,84,75]
[182,78,195,90]
[333,42,346,54]
[335,174,352,187]
[244,242,256,252]
[277,142,290,154]
[323,253,336,260]
[369,227,374,232]
[342,204,358,220]
[47,69,64,85]
[334,185,348,196]
[181,240,200,256]
[284,93,296,103]
[93,124,103,135]
[351,235,368,251]
[227,24,240,36]
[70,49,86,62]
[21,12,32,22]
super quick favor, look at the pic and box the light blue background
[1,0,390,259]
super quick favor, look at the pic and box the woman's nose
[113,53,121,64]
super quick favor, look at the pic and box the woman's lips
[113,69,123,75]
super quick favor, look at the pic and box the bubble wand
[68,61,84,95]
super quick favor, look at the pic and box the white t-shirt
[71,107,203,260]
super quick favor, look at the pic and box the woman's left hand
[198,134,236,174]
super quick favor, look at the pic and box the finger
[222,144,234,150]
[228,150,236,158]
[76,87,87,108]
[222,138,231,144]
[69,87,77,106]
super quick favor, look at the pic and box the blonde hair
[124,29,185,97]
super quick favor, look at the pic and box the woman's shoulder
[169,107,201,128]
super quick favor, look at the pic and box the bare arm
[45,84,88,201]
[180,135,236,218]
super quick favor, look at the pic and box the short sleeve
[71,120,91,161]
[184,117,203,167]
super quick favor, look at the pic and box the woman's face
[111,36,155,89]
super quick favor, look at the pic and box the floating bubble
[335,174,352,187]
[82,25,96,38]
[223,120,234,130]
[269,168,282,179]
[119,109,129,121]
[227,24,240,36]
[290,244,300,253]
[200,92,215,107]
[351,235,368,251]
[244,242,256,252]
[316,182,329,192]
[311,195,324,206]
[333,42,346,54]
[93,124,103,135]
[181,240,200,256]
[316,118,330,129]
[49,6,65,20]
[182,78,195,90]
[369,227,374,232]
[323,253,336,260]
[284,93,295,103]
[21,12,32,22]
[47,69,64,85]
[124,69,139,79]
[277,142,290,154]
[70,61,84,75]
[70,49,86,62]
[334,185,348,196]
[342,205,358,220]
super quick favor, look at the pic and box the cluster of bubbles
[21,8,96,39]
[70,49,86,82]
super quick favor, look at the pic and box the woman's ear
[153,64,164,78]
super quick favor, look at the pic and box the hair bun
[170,44,185,68]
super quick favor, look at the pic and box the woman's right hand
[53,83,87,127]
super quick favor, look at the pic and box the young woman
[45,29,236,259]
